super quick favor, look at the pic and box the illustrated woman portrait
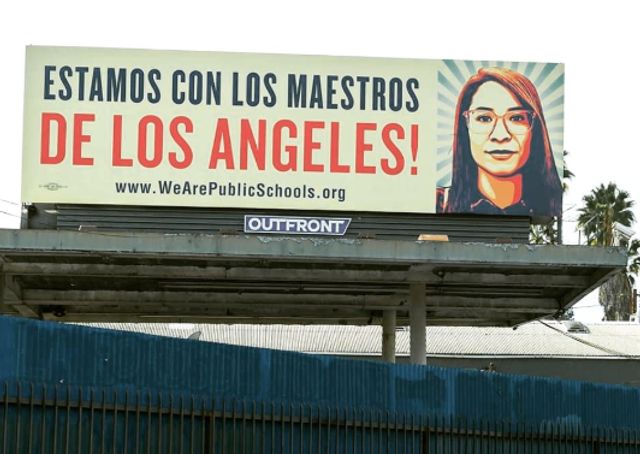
[437,67,562,216]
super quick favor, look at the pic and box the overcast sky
[1,0,638,321]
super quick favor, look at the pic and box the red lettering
[72,114,94,166]
[272,120,297,172]
[239,119,266,170]
[40,113,66,164]
[138,115,163,168]
[168,116,193,169]
[209,118,235,169]
[355,122,376,174]
[111,115,133,167]
[380,123,405,175]
[329,122,350,173]
[303,121,324,172]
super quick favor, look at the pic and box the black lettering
[206,71,221,105]
[58,66,73,101]
[106,68,127,102]
[75,66,89,101]
[44,66,56,100]
[232,72,243,106]
[148,69,161,103]
[158,180,172,194]
[89,67,104,101]
[372,77,386,111]
[340,76,354,109]
[309,75,323,108]
[189,71,203,105]
[326,75,338,109]
[356,76,370,110]
[287,74,306,108]
[246,72,261,107]
[388,78,403,112]
[406,78,420,112]
[263,73,277,107]
[130,68,144,103]
[172,70,186,104]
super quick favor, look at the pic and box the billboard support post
[409,283,427,365]
[382,310,396,363]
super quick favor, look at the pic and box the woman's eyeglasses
[463,109,535,135]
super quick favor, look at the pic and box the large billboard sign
[22,46,564,216]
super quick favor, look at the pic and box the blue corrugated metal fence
[1,316,639,452]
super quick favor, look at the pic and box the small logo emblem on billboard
[244,215,351,236]
[40,182,67,191]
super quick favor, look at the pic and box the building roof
[83,320,640,359]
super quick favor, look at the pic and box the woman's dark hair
[445,67,562,216]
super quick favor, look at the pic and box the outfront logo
[244,215,351,236]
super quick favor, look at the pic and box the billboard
[22,46,564,216]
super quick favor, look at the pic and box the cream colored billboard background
[22,47,563,213]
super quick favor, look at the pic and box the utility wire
[0,210,21,219]
[572,304,605,309]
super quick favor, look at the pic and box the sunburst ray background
[436,60,564,188]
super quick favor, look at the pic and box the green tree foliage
[530,220,557,245]
[558,307,574,320]
[577,183,635,246]
[628,239,640,286]
[561,150,575,192]
[577,183,637,320]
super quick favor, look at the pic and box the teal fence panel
[1,316,640,452]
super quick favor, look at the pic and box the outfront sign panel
[22,47,564,216]
[244,215,351,235]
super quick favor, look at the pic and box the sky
[1,0,638,322]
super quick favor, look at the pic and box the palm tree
[577,183,636,320]
[598,272,634,320]
[577,183,635,246]
[628,239,640,286]
[561,150,575,192]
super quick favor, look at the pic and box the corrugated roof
[81,321,640,358]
